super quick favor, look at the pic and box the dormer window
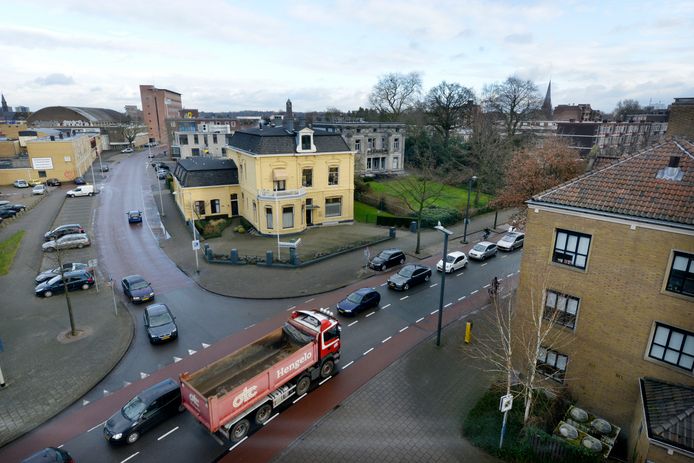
[301,135,311,150]
[296,128,316,153]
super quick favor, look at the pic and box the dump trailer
[180,310,341,442]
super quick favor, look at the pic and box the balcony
[257,187,307,200]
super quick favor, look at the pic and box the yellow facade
[25,134,98,182]
[0,121,28,140]
[171,180,240,222]
[0,140,20,157]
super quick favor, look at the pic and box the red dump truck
[180,310,341,443]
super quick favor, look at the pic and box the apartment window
[203,135,208,145]
[666,252,694,297]
[192,148,200,156]
[211,199,220,214]
[366,158,372,170]
[194,134,199,144]
[537,347,568,383]
[194,200,205,216]
[367,138,375,149]
[273,180,286,191]
[282,206,294,229]
[381,137,386,148]
[393,157,399,169]
[553,229,591,269]
[266,207,273,229]
[213,134,218,144]
[325,197,342,217]
[328,167,339,185]
[179,135,188,145]
[301,135,311,150]
[302,168,313,187]
[648,323,694,372]
[354,139,361,152]
[544,290,579,329]
[394,138,400,151]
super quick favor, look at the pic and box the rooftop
[640,377,694,455]
[230,127,350,155]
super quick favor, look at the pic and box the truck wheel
[127,431,139,444]
[296,375,311,396]
[320,359,335,379]
[230,419,250,442]
[255,403,272,425]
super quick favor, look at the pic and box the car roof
[353,287,376,296]
[381,248,402,254]
[145,304,170,315]
[58,233,87,239]
[54,224,81,230]
[137,378,179,402]
[128,210,141,214]
[504,231,524,238]
[477,241,495,246]
[124,274,145,283]
[447,251,466,257]
[63,269,91,278]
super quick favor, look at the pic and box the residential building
[513,138,694,461]
[553,104,597,122]
[124,105,142,122]
[169,119,237,159]
[171,158,239,221]
[556,121,668,156]
[139,85,182,146]
[312,121,405,176]
[667,97,694,138]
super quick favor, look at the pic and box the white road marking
[472,309,479,314]
[265,413,280,425]
[483,284,491,288]
[244,324,255,330]
[400,295,409,300]
[366,311,375,317]
[363,347,374,356]
[304,298,315,303]
[87,421,106,432]
[58,445,64,449]
[458,296,466,301]
[382,304,391,309]
[103,389,110,396]
[516,270,520,273]
[120,452,139,463]
[430,309,439,314]
[507,273,514,278]
[140,372,149,379]
[188,349,197,355]
[123,381,132,388]
[399,326,409,333]
[444,302,453,308]
[157,426,179,441]
[202,343,210,348]
[456,272,464,277]
[288,305,296,310]
[501,255,508,258]
[416,317,424,323]
[481,263,488,267]
[348,320,358,327]
[82,400,89,406]
[471,290,479,295]
[382,336,392,343]
[293,393,307,404]
[319,376,332,385]
[229,436,248,451]
[173,357,182,363]
[430,283,438,287]
[380,282,387,286]
[342,360,354,370]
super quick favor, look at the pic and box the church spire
[541,81,552,120]
[1,93,8,112]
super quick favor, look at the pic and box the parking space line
[380,282,387,286]
[157,426,179,441]
[244,324,255,330]
[293,393,307,404]
[382,336,392,343]
[444,302,452,308]
[286,305,296,311]
[471,290,479,295]
[366,311,375,318]
[456,272,464,277]
[501,255,508,258]
[363,347,374,356]
[342,360,354,370]
[382,303,391,309]
[304,298,315,303]
[416,317,424,323]
[348,320,358,327]
[430,309,439,314]
[400,295,409,300]
[430,283,438,288]
[399,326,409,333]
[120,452,139,463]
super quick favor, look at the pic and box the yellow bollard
[465,321,473,344]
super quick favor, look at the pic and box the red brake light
[88,277,94,283]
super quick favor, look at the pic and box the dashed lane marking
[87,421,106,433]
[416,317,424,323]
[399,326,408,333]
[481,263,488,267]
[430,283,438,288]
[444,302,452,308]
[229,437,248,451]
[348,320,358,327]
[483,284,491,288]
[319,376,333,385]
[507,273,514,278]
[120,452,139,463]
[363,347,374,356]
[293,393,307,404]
[157,426,179,441]
[382,336,392,343]
[342,360,354,370]
[430,309,439,315]
[382,303,391,309]
[266,413,280,425]
[456,272,464,277]
[458,296,466,301]
[471,290,479,295]
[58,445,64,449]
[400,295,409,300]
[244,324,255,330]
[366,311,375,318]
[173,357,182,363]
[304,298,315,303]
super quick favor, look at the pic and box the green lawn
[354,201,395,223]
[0,230,25,276]
[367,179,491,210]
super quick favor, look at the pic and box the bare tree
[611,98,641,122]
[467,112,511,195]
[122,125,138,147]
[369,72,422,119]
[484,76,542,138]
[425,81,475,145]
[44,247,79,336]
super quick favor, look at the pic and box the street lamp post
[190,191,200,273]
[462,175,478,244]
[434,221,453,347]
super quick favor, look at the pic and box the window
[666,252,694,297]
[366,158,372,170]
[266,207,273,229]
[179,135,188,145]
[367,138,375,149]
[213,134,218,144]
[325,197,342,217]
[394,138,400,151]
[192,148,200,156]
[194,134,199,144]
[393,157,399,169]
[302,168,313,187]
[194,200,205,216]
[537,347,568,383]
[648,323,694,372]
[553,229,591,269]
[282,206,294,229]
[381,137,386,148]
[211,199,220,214]
[301,135,311,150]
[273,180,286,191]
[328,167,339,185]
[203,135,208,145]
[354,139,361,152]
[544,290,579,329]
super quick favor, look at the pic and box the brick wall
[666,98,694,138]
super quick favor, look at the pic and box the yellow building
[512,138,694,462]
[26,133,98,182]
[171,158,240,221]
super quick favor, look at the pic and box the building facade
[312,122,405,176]
[512,138,694,461]
[170,120,236,159]
[139,85,182,147]
[171,158,239,221]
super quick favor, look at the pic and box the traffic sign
[499,393,513,413]
[192,240,200,250]
[88,259,98,268]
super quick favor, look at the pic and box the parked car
[28,178,43,186]
[35,270,95,297]
[42,233,90,252]
[73,176,86,185]
[121,147,134,153]
[44,224,85,241]
[468,241,498,261]
[437,251,469,273]
[368,248,406,271]
[496,232,525,251]
[387,264,432,291]
[21,447,73,463]
[32,184,47,195]
[104,378,182,445]
[0,203,26,213]
[144,304,178,343]
[0,208,18,219]
[36,262,90,284]
[66,185,94,197]
[127,210,143,223]
[336,288,381,316]
[121,274,155,303]
[46,178,61,186]
[13,179,29,188]
[152,162,170,171]
[157,169,168,179]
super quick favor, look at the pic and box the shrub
[195,218,232,239]
[240,216,253,230]
[417,206,462,228]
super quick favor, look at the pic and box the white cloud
[33,73,75,86]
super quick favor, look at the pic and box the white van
[66,185,95,197]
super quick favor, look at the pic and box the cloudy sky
[2,0,693,114]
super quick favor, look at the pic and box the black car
[35,270,95,297]
[121,274,155,303]
[0,208,17,219]
[100,165,110,172]
[144,304,178,343]
[336,288,381,316]
[73,176,86,185]
[368,248,406,271]
[0,203,26,212]
[21,447,73,463]
[127,210,143,223]
[104,378,182,445]
[35,262,89,284]
[46,178,61,186]
[387,264,432,291]
[44,224,85,241]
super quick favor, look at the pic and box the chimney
[656,156,684,181]
[50,135,55,141]
[285,99,294,132]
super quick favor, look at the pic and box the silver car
[42,233,91,252]
[468,241,498,261]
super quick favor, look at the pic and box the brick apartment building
[513,138,693,461]
[139,85,182,147]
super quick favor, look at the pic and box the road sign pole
[499,410,508,448]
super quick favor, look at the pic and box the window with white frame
[393,157,399,169]
[544,290,579,329]
[536,347,568,383]
[367,138,374,149]
[266,207,273,229]
[666,251,694,297]
[211,199,220,214]
[325,197,341,217]
[553,229,591,269]
[354,139,361,152]
[366,158,372,170]
[273,180,286,191]
[394,138,400,151]
[648,322,694,372]
[282,206,294,229]
[194,200,205,216]
[328,167,339,185]
[302,168,313,188]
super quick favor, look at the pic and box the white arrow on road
[188,349,197,356]
[202,343,210,349]
[140,372,149,379]
[173,356,182,363]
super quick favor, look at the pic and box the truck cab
[288,310,341,367]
